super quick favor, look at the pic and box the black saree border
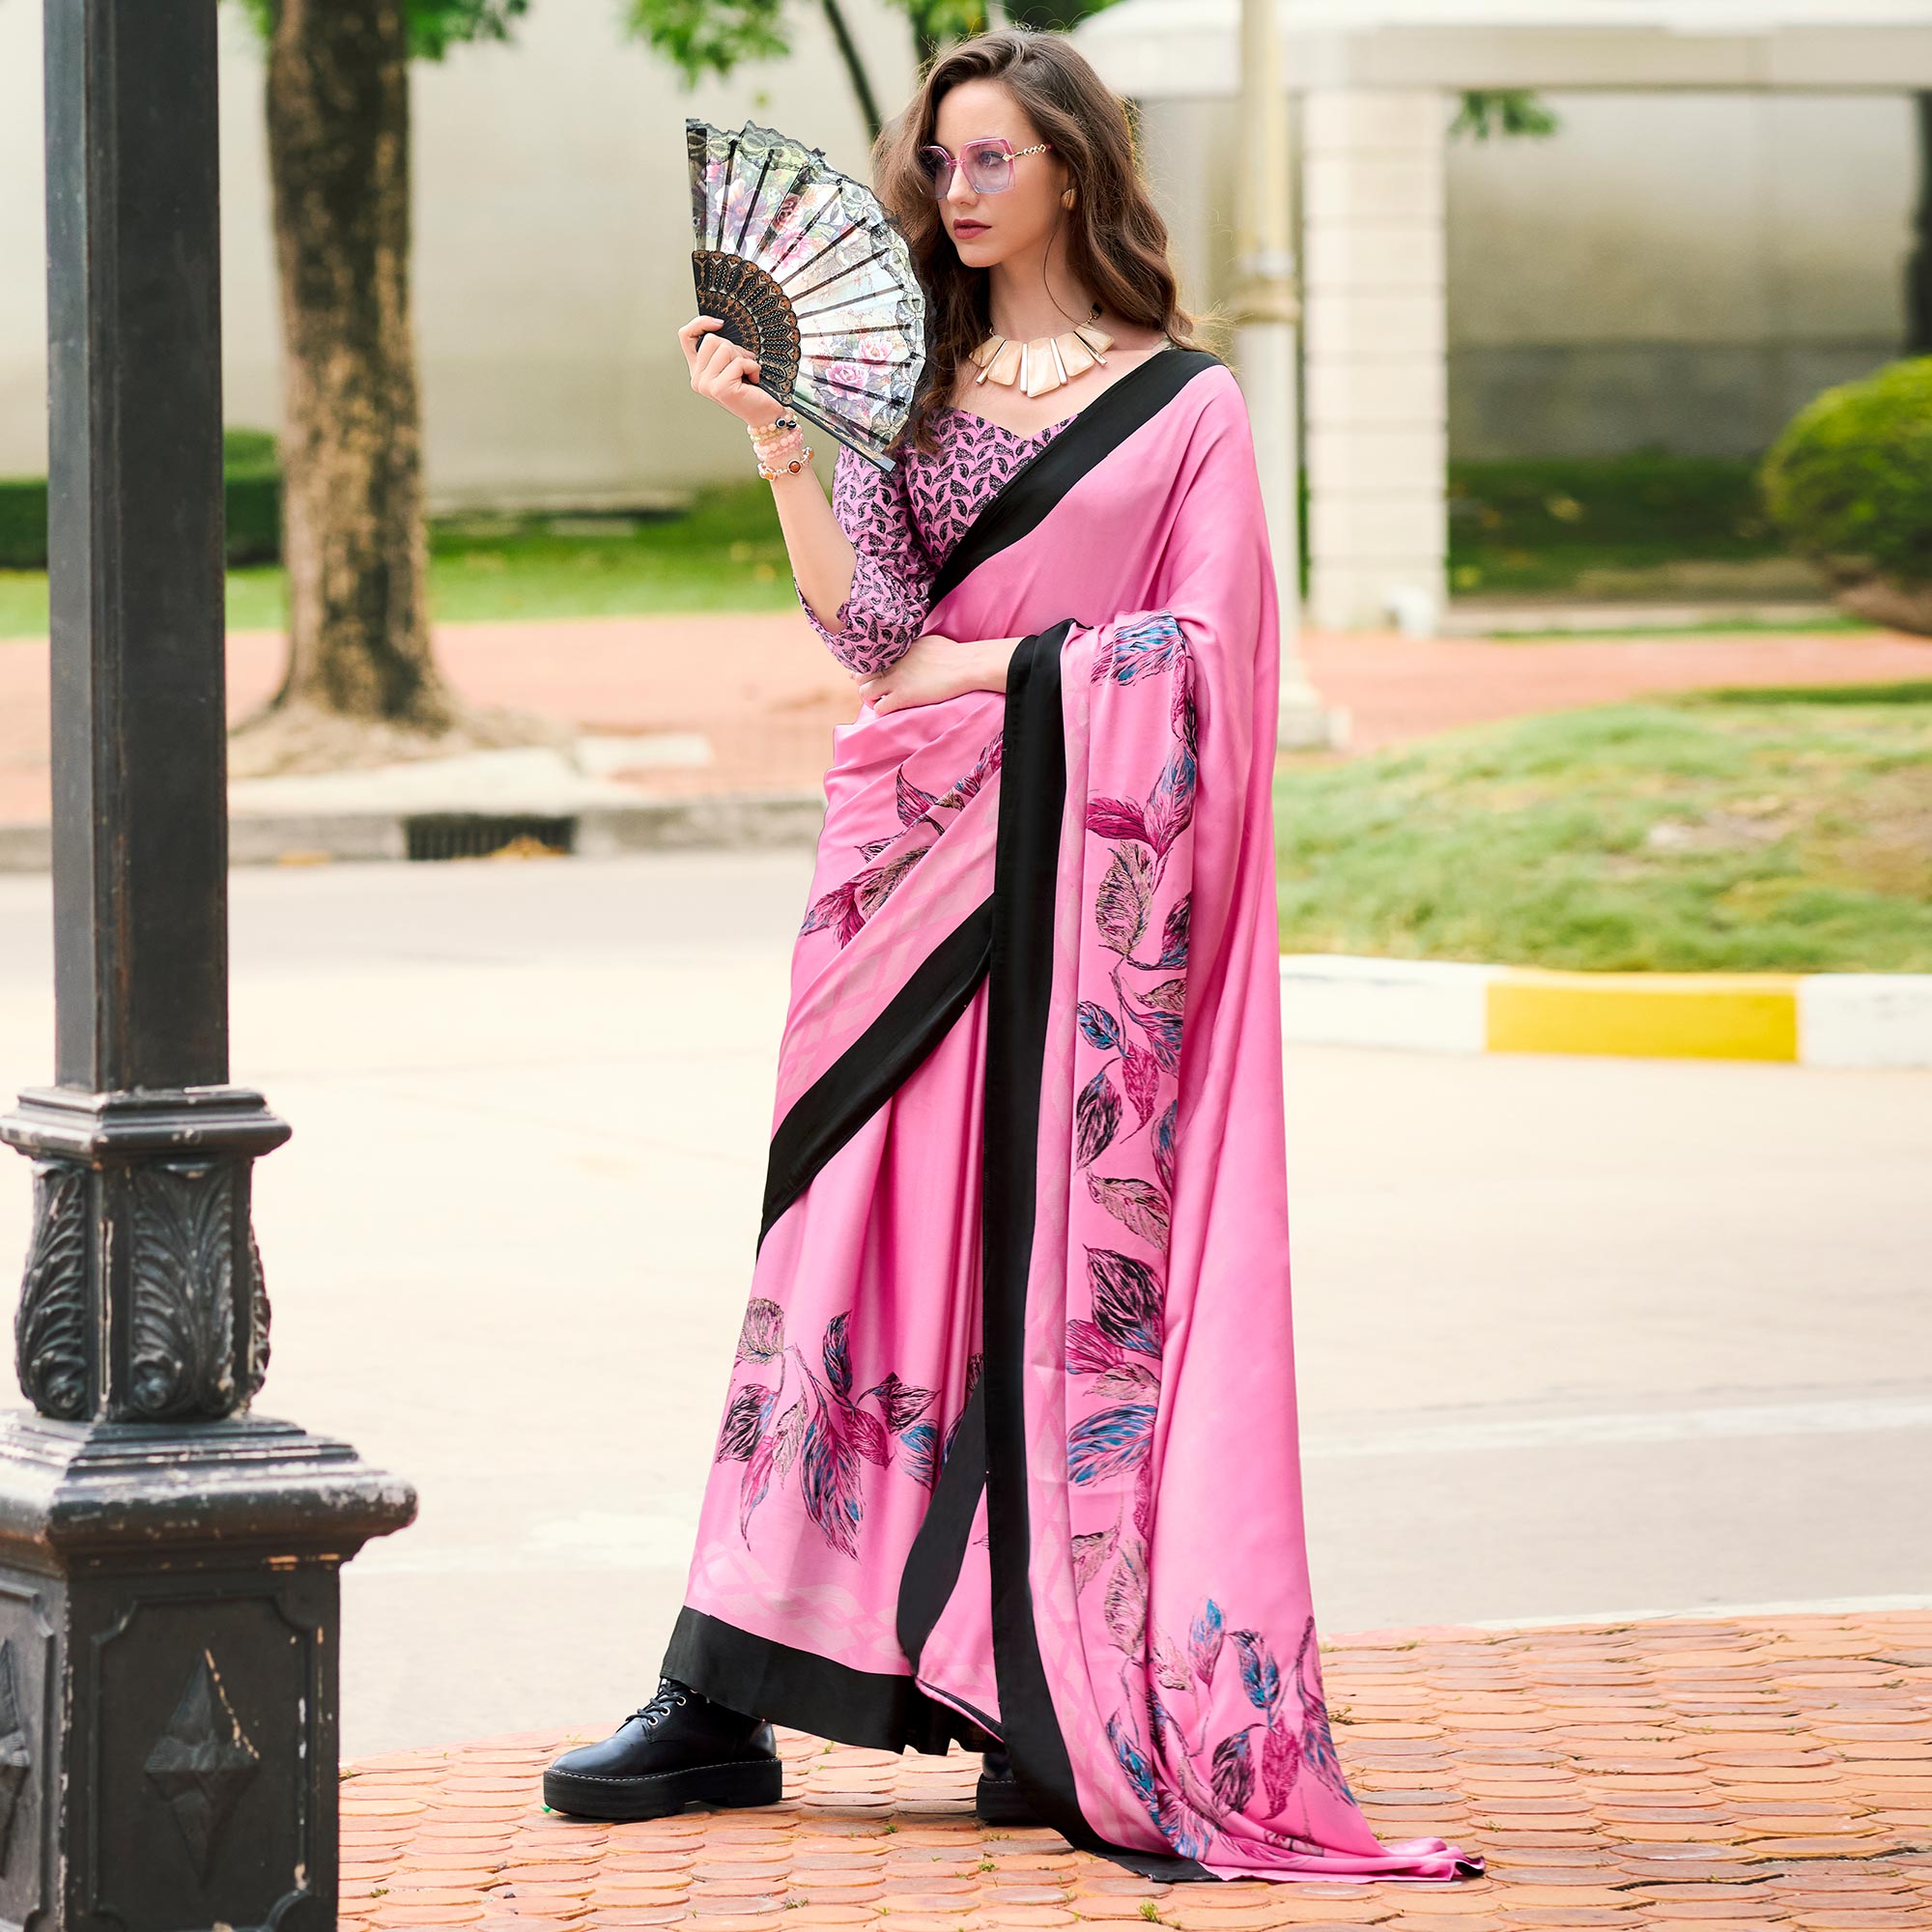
[926,346,1224,611]
[980,619,1216,1883]
[664,1605,997,1758]
[760,897,994,1254]
[895,1376,987,1670]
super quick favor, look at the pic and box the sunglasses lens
[917,147,952,196]
[967,148,1013,193]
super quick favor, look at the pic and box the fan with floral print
[687,116,926,469]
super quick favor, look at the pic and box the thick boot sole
[975,1774,1041,1827]
[544,1753,782,1822]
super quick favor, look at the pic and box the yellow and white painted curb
[1279,955,1932,1066]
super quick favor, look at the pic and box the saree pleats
[669,349,1480,1885]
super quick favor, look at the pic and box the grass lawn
[1490,615,1878,641]
[0,479,799,639]
[1275,684,1932,973]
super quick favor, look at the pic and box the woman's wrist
[980,636,1022,692]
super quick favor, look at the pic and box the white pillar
[1232,0,1339,748]
[1302,88,1448,635]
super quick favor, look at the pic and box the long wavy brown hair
[870,27,1213,462]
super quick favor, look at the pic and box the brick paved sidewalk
[4,618,1932,829]
[338,1610,1932,1930]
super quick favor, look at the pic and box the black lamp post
[0,0,415,1918]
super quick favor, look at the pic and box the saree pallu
[666,348,1479,1885]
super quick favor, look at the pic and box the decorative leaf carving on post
[128,1165,238,1422]
[244,1228,271,1405]
[15,1163,89,1422]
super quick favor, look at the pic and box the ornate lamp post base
[0,1414,412,1919]
[0,1084,416,1915]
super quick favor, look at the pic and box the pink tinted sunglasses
[916,136,1053,198]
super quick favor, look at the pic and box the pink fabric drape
[667,349,1479,1886]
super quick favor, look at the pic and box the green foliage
[0,477,804,639]
[622,0,789,87]
[221,428,283,567]
[425,480,794,621]
[408,0,530,60]
[1004,0,1126,25]
[1690,680,1932,708]
[1274,693,1932,973]
[1761,357,1932,587]
[0,481,45,578]
[1451,90,1560,141]
[0,429,282,575]
[1448,453,1779,594]
[625,0,1122,89]
[230,0,530,61]
[906,0,990,50]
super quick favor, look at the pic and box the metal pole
[1231,0,1343,751]
[0,1,412,1915]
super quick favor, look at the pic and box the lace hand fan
[688,116,926,469]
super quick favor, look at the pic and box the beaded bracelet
[757,441,815,481]
[748,414,800,444]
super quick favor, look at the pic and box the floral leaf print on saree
[802,732,1004,947]
[1103,1606,1359,1861]
[714,1300,944,1553]
[1065,610,1355,1865]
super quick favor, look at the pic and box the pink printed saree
[666,347,1479,1885]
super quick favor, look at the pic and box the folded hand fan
[687,116,927,469]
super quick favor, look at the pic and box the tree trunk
[1909,94,1932,356]
[820,0,883,148]
[261,0,451,734]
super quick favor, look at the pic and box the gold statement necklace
[967,299,1113,400]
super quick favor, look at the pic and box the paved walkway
[338,1610,1932,1930]
[3,617,1931,826]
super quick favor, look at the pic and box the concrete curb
[1281,953,1932,1067]
[0,790,828,873]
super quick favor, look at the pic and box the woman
[545,28,1478,1888]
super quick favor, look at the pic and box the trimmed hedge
[1762,358,1932,627]
[0,427,282,570]
[1454,452,1774,554]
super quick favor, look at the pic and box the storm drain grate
[405,813,578,862]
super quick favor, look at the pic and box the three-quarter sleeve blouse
[793,443,936,678]
[792,412,1070,679]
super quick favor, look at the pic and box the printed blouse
[793,409,1069,677]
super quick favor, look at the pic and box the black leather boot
[976,1743,1040,1826]
[543,1674,781,1822]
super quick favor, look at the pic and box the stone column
[1231,0,1340,748]
[1302,88,1449,635]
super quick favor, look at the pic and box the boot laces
[630,1677,691,1729]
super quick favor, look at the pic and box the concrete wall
[1445,90,1916,458]
[1141,85,1915,464]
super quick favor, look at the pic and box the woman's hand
[678,315,783,431]
[856,635,1024,715]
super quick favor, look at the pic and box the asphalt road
[0,852,1925,1759]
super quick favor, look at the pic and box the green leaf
[620,0,791,86]
[1451,89,1560,142]
[230,0,533,61]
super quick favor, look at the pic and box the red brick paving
[3,618,1931,828]
[338,1611,1932,1929]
